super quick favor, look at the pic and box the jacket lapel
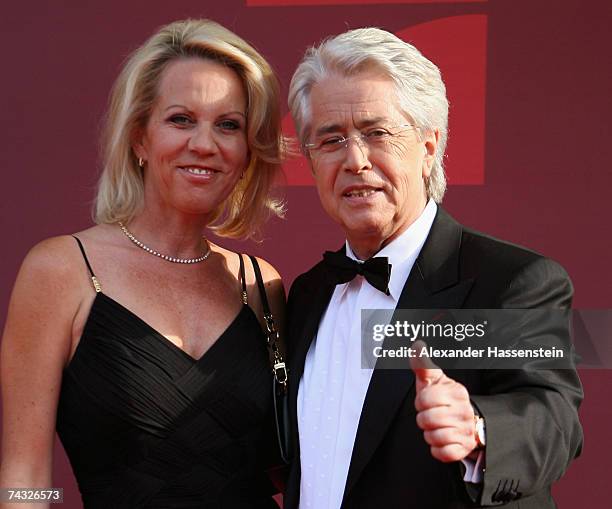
[342,208,475,501]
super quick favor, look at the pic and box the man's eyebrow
[355,116,389,128]
[314,123,344,137]
[313,117,390,137]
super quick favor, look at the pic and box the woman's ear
[131,127,147,163]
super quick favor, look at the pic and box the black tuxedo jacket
[284,208,583,508]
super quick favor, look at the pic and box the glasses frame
[302,123,420,159]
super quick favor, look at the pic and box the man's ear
[422,128,440,179]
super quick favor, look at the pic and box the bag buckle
[273,361,288,386]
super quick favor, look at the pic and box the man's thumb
[410,340,445,390]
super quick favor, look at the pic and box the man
[284,27,582,508]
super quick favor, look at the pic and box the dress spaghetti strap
[72,236,102,293]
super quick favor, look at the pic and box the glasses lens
[309,125,415,158]
[319,137,346,153]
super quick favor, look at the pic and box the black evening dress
[56,238,278,508]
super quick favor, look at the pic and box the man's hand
[410,341,478,462]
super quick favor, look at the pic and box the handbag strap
[248,255,288,391]
[238,253,248,305]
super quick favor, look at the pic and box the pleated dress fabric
[56,241,277,509]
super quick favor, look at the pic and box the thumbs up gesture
[410,341,478,462]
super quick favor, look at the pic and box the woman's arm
[0,237,82,508]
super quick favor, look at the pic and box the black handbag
[249,255,292,464]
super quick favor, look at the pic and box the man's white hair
[288,27,449,202]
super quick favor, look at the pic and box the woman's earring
[138,157,145,168]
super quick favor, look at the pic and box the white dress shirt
[298,201,440,509]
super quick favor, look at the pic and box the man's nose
[342,135,372,173]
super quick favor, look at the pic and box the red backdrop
[1,1,611,507]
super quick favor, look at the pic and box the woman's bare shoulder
[252,256,283,286]
[210,243,283,286]
[18,225,110,289]
[22,235,81,278]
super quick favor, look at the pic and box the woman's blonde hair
[94,19,284,238]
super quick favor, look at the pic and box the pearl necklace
[118,222,211,264]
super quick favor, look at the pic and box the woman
[0,19,285,508]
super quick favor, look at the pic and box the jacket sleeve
[470,257,583,506]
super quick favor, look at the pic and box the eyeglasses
[303,124,419,159]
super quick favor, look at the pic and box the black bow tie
[323,250,392,295]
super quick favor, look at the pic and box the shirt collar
[345,200,438,301]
